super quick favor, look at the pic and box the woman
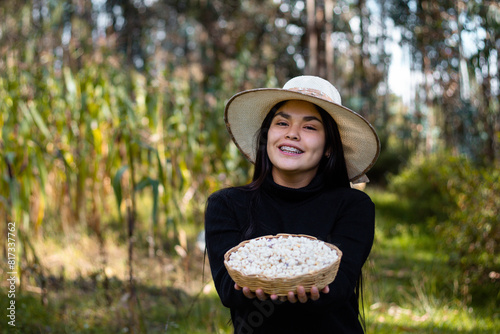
[205,76,380,333]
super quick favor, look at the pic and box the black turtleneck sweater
[205,174,375,333]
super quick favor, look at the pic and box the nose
[285,125,300,140]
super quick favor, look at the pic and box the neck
[271,168,318,189]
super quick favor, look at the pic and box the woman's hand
[286,285,329,303]
[235,284,273,301]
[235,283,329,303]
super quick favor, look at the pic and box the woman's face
[266,100,327,188]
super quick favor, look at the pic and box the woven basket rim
[224,233,342,296]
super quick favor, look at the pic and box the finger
[242,287,256,299]
[297,286,308,303]
[321,285,330,294]
[310,286,320,301]
[234,283,242,290]
[255,288,267,301]
[287,291,298,303]
[270,294,279,301]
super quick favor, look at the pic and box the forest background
[0,0,499,333]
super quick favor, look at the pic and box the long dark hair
[245,100,350,191]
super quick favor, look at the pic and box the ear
[325,149,332,158]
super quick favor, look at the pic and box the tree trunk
[325,0,334,82]
[306,0,318,75]
[357,0,369,116]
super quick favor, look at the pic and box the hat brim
[224,88,380,182]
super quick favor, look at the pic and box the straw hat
[224,75,380,183]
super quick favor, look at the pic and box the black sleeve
[204,190,256,308]
[311,190,375,308]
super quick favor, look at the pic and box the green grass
[364,188,499,333]
[1,187,498,333]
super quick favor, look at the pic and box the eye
[275,121,288,126]
[304,125,317,131]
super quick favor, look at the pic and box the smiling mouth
[279,145,304,154]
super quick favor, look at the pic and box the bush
[442,164,500,305]
[387,153,465,221]
[388,153,499,306]
[368,141,412,185]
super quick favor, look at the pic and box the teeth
[280,146,303,154]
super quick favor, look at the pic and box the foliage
[388,153,499,305]
[1,0,497,238]
[440,164,500,305]
[366,188,499,333]
[387,153,462,220]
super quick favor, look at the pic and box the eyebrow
[274,111,323,124]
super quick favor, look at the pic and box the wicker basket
[224,234,342,296]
